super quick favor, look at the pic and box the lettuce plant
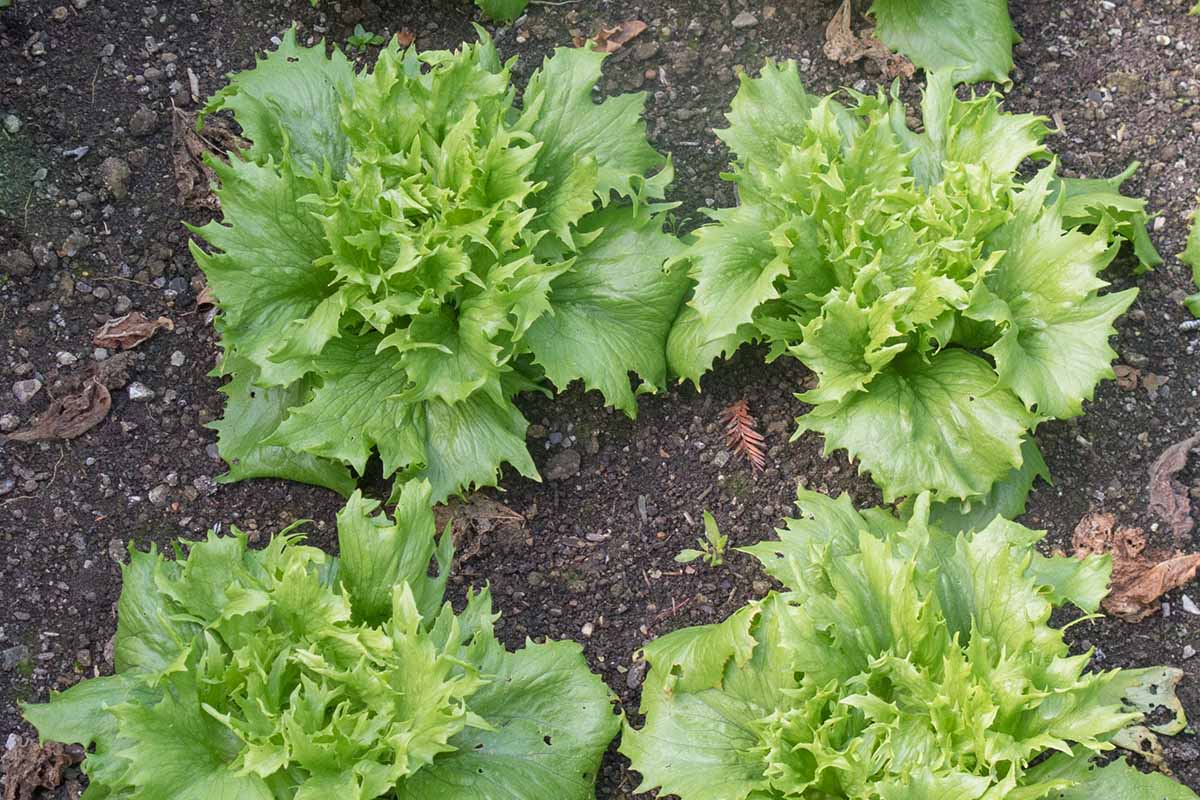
[1183,196,1200,317]
[22,482,620,799]
[867,0,1018,84]
[475,0,528,23]
[668,64,1158,515]
[622,489,1198,800]
[191,30,685,503]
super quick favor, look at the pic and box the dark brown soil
[2,0,1200,797]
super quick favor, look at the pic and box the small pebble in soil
[1182,594,1200,616]
[2,114,20,135]
[1,645,30,671]
[626,660,647,689]
[1,249,34,277]
[544,449,581,481]
[129,106,158,137]
[12,378,42,403]
[0,478,15,497]
[127,382,154,401]
[732,10,758,28]
[99,156,132,200]
[170,350,186,367]
[0,414,19,432]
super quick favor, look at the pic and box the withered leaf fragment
[1149,432,1199,543]
[823,0,914,78]
[93,311,174,350]
[171,106,248,210]
[1,737,83,800]
[580,20,648,53]
[1072,511,1200,622]
[7,378,112,442]
[434,494,526,564]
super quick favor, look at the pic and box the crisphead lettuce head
[23,482,620,799]
[192,29,686,503]
[621,489,1198,800]
[668,63,1158,515]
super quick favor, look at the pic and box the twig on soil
[0,446,66,507]
[1180,319,1200,333]
[90,62,100,105]
[22,188,32,231]
[89,274,155,287]
[653,594,698,624]
[528,0,581,5]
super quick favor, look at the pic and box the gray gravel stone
[0,414,19,432]
[1,249,34,277]
[127,381,154,401]
[99,156,132,200]
[545,449,581,481]
[732,11,758,28]
[30,242,57,270]
[129,106,158,136]
[1,645,29,671]
[12,378,42,404]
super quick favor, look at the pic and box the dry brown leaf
[822,0,914,78]
[1072,511,1200,621]
[1149,432,1199,544]
[583,20,648,53]
[93,311,174,350]
[1,737,83,800]
[1142,372,1169,397]
[395,29,415,47]
[721,399,767,472]
[196,284,217,309]
[434,495,526,563]
[7,378,112,442]
[171,106,248,210]
[1114,364,1140,390]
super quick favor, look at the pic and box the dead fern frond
[721,399,766,472]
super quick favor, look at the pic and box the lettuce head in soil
[622,489,1198,800]
[668,62,1159,524]
[22,481,620,799]
[190,29,686,504]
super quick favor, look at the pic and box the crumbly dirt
[1,0,1200,797]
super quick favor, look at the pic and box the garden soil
[2,0,1200,796]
